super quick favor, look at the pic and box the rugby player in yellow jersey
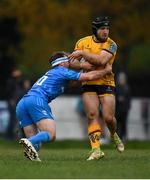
[69,16,124,160]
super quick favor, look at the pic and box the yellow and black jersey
[74,35,117,86]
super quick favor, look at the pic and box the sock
[88,123,102,149]
[28,131,51,148]
[34,143,40,151]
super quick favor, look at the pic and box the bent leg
[100,95,124,152]
[20,124,41,161]
[23,124,40,151]
[82,93,102,149]
[100,95,116,136]
[23,124,38,138]
[24,96,56,147]
[28,118,56,147]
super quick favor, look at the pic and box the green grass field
[0,138,150,179]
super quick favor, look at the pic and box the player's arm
[69,42,117,66]
[69,38,95,71]
[69,59,95,71]
[79,63,112,81]
[69,50,112,66]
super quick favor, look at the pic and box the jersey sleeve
[102,41,117,55]
[74,39,83,50]
[62,68,81,80]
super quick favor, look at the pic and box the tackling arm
[69,59,95,71]
[69,50,113,66]
[79,63,112,81]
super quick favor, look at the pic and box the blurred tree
[0,0,149,96]
[0,0,91,77]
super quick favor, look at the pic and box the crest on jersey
[109,43,117,54]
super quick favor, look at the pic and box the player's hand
[80,62,95,71]
[69,59,81,70]
[68,50,83,60]
[105,63,112,74]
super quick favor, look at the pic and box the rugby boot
[111,132,124,153]
[19,138,41,162]
[87,148,105,161]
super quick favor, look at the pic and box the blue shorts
[16,96,54,127]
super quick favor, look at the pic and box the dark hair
[49,51,68,64]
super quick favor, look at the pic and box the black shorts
[81,85,116,97]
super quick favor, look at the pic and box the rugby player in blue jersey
[16,51,112,161]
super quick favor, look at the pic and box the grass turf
[0,139,150,179]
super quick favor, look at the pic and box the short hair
[49,51,68,64]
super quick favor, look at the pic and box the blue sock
[34,143,40,151]
[28,131,51,147]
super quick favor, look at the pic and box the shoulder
[107,38,117,47]
[56,66,76,74]
[56,66,68,72]
[105,37,118,54]
[75,36,92,49]
[107,37,117,45]
[50,66,67,73]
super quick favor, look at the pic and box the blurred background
[0,0,150,142]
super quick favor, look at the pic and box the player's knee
[47,130,56,142]
[103,114,113,124]
[51,133,56,142]
[87,111,98,121]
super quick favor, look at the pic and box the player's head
[49,51,70,67]
[92,16,110,42]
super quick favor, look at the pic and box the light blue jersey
[16,66,81,127]
[26,66,81,103]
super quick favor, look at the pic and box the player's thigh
[16,98,34,127]
[82,93,100,116]
[24,96,56,139]
[23,124,38,138]
[25,96,54,124]
[100,95,116,119]
[36,119,56,140]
